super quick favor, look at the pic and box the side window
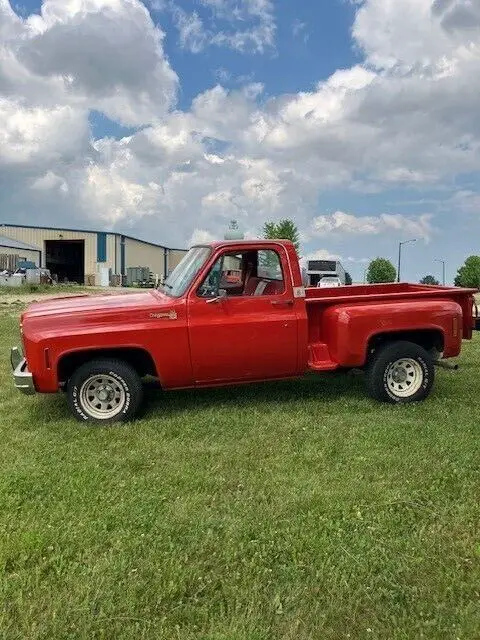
[221,254,243,289]
[197,253,245,297]
[245,250,285,296]
[198,249,286,298]
[257,250,284,281]
[198,256,224,298]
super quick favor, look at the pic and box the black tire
[366,341,434,404]
[67,359,143,424]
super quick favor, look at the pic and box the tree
[366,258,397,284]
[420,275,440,285]
[345,272,353,285]
[454,255,480,288]
[263,219,300,253]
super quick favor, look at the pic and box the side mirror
[206,289,227,304]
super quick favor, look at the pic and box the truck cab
[184,241,305,384]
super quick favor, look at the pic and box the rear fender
[322,299,462,367]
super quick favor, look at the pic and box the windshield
[160,246,211,297]
[322,277,339,282]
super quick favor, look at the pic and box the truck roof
[194,239,296,250]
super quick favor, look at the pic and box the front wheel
[67,359,143,423]
[366,341,434,404]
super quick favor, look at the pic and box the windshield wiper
[161,282,173,290]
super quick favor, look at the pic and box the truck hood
[23,290,171,318]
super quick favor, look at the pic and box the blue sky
[156,0,360,108]
[86,0,358,136]
[13,0,359,128]
[2,0,480,283]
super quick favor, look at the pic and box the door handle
[271,299,294,306]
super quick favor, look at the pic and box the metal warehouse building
[0,224,186,286]
[0,235,42,271]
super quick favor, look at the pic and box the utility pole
[397,239,417,282]
[435,259,446,285]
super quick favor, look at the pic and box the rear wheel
[366,341,434,403]
[67,359,143,423]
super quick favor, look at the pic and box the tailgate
[460,294,475,339]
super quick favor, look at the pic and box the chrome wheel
[79,374,126,420]
[386,358,423,398]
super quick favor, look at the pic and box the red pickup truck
[11,240,477,423]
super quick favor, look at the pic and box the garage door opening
[45,240,85,284]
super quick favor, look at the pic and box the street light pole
[435,259,446,286]
[397,239,417,283]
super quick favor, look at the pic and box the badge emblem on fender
[150,310,178,320]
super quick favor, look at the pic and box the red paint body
[20,240,477,394]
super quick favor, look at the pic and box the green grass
[1,308,479,639]
[0,284,95,296]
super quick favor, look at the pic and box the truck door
[187,247,299,384]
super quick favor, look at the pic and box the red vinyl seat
[243,277,284,296]
[244,277,262,295]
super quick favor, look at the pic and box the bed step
[308,342,338,371]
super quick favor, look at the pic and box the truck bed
[305,282,476,304]
[304,283,477,372]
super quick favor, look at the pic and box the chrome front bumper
[11,347,36,395]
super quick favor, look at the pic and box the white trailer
[307,259,346,286]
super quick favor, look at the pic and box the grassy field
[1,305,479,639]
[0,284,93,296]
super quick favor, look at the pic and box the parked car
[318,276,342,288]
[11,239,477,423]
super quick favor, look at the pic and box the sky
[1,0,480,282]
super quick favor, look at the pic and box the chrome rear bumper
[11,347,36,395]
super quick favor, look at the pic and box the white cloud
[378,168,439,184]
[214,67,231,83]
[1,0,178,126]
[353,0,451,69]
[347,256,370,265]
[188,228,218,245]
[80,164,162,225]
[292,19,308,41]
[0,98,89,166]
[2,0,480,257]
[163,0,276,54]
[170,5,207,53]
[435,0,480,32]
[311,211,433,241]
[446,188,480,213]
[31,170,68,192]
